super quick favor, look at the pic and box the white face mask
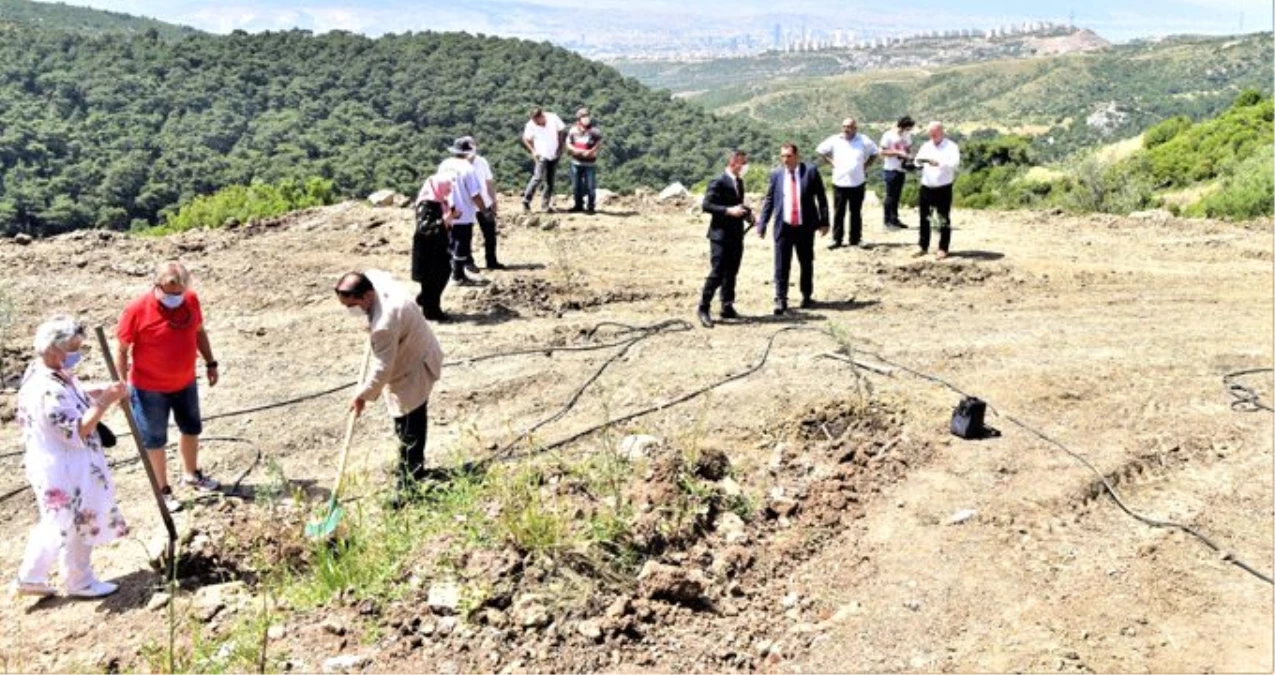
[159,292,185,309]
[346,305,367,318]
[737,164,750,178]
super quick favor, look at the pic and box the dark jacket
[701,171,749,241]
[758,162,829,238]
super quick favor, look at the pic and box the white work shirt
[815,133,878,188]
[437,158,484,224]
[473,155,494,205]
[915,137,961,188]
[782,167,803,225]
[879,128,913,172]
[522,112,566,160]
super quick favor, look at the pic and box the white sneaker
[12,579,57,597]
[68,580,118,599]
[160,488,184,513]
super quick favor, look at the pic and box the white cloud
[180,6,266,33]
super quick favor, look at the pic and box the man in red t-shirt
[114,261,220,512]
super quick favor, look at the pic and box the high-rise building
[773,23,782,49]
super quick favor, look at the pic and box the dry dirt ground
[0,196,1271,674]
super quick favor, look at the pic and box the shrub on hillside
[1185,152,1275,220]
[149,177,334,234]
[1142,115,1191,149]
[1143,93,1273,188]
[1059,155,1154,215]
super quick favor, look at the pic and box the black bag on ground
[950,396,987,439]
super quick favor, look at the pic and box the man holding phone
[697,149,754,328]
[912,121,961,260]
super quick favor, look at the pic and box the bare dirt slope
[0,198,1271,673]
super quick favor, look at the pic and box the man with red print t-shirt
[114,261,220,512]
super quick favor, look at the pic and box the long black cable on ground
[0,436,258,506]
[481,319,693,465]
[493,325,826,464]
[4,319,1269,586]
[0,326,673,462]
[863,350,1275,586]
[1223,368,1273,413]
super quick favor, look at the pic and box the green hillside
[685,33,1273,160]
[935,91,1273,220]
[0,0,197,39]
[0,28,779,236]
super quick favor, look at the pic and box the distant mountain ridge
[672,32,1273,161]
[0,0,198,38]
[611,27,1112,94]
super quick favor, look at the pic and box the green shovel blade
[305,502,345,539]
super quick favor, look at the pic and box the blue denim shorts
[129,382,202,449]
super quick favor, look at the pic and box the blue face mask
[159,293,185,309]
[62,351,83,370]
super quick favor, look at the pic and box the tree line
[0,28,778,236]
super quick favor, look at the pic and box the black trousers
[449,222,474,279]
[393,402,428,489]
[522,157,559,208]
[700,236,744,310]
[918,184,953,252]
[411,226,451,319]
[882,170,906,225]
[476,209,499,267]
[832,185,866,245]
[773,225,815,304]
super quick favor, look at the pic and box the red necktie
[788,169,799,226]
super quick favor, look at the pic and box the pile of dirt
[877,260,1022,289]
[463,276,653,318]
[159,498,313,589]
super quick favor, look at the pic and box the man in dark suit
[697,150,753,328]
[758,143,830,315]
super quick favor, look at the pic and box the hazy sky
[66,0,1269,43]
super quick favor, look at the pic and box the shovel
[94,326,179,575]
[306,344,373,540]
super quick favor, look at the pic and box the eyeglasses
[335,289,359,298]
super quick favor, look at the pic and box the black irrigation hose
[4,318,1269,587]
[1223,368,1274,413]
[0,326,667,463]
[493,325,827,465]
[864,351,1275,586]
[0,436,258,505]
[482,319,693,463]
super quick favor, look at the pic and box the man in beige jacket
[335,269,444,502]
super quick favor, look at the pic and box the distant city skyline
[55,0,1269,50]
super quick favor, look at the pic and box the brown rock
[694,448,731,481]
[637,562,706,605]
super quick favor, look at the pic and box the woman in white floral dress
[12,316,130,599]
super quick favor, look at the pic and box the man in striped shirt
[566,107,603,215]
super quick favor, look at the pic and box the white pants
[18,519,95,591]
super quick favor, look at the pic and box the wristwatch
[206,361,219,369]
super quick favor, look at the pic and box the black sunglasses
[335,288,359,298]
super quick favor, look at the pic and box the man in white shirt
[462,136,504,271]
[913,121,961,260]
[878,115,916,230]
[816,117,878,249]
[520,107,567,213]
[437,137,488,284]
